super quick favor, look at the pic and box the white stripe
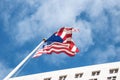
[33,50,43,57]
[45,42,69,48]
[45,44,69,49]
[65,30,72,34]
[63,38,72,43]
[60,31,66,38]
[33,53,42,57]
[50,42,69,46]
[72,28,80,32]
[71,46,77,52]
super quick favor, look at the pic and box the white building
[9,61,120,80]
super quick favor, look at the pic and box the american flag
[33,27,79,58]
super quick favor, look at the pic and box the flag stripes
[33,27,79,58]
[33,42,76,58]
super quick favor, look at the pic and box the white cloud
[72,21,94,52]
[2,0,119,43]
[8,0,119,47]
[2,0,120,64]
[12,0,93,47]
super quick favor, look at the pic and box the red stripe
[50,42,68,45]
[45,42,69,49]
[45,45,69,51]
[76,48,79,52]
[45,44,70,51]
[63,34,72,40]
[62,28,72,40]
[57,27,64,37]
[65,41,79,53]
[65,28,72,31]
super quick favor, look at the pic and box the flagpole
[3,39,45,80]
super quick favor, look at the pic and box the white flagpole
[3,40,45,80]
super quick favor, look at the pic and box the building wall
[9,61,120,80]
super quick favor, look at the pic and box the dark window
[59,75,67,80]
[75,73,83,78]
[107,77,111,80]
[109,68,119,74]
[44,77,51,80]
[113,76,116,78]
[92,71,100,76]
[89,78,97,80]
[107,76,117,80]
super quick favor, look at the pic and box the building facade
[9,62,120,80]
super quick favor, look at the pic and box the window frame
[75,73,83,78]
[109,68,119,74]
[107,76,117,80]
[91,70,100,76]
[44,77,51,80]
[59,75,67,80]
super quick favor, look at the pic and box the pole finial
[43,38,46,42]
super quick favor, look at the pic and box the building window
[109,68,119,74]
[92,71,100,76]
[44,77,51,80]
[107,76,117,80]
[89,78,97,80]
[75,73,83,78]
[59,75,67,80]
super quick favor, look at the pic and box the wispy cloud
[115,47,120,60]
[0,62,12,80]
[43,54,67,66]
[91,45,117,64]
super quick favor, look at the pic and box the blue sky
[0,0,120,79]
